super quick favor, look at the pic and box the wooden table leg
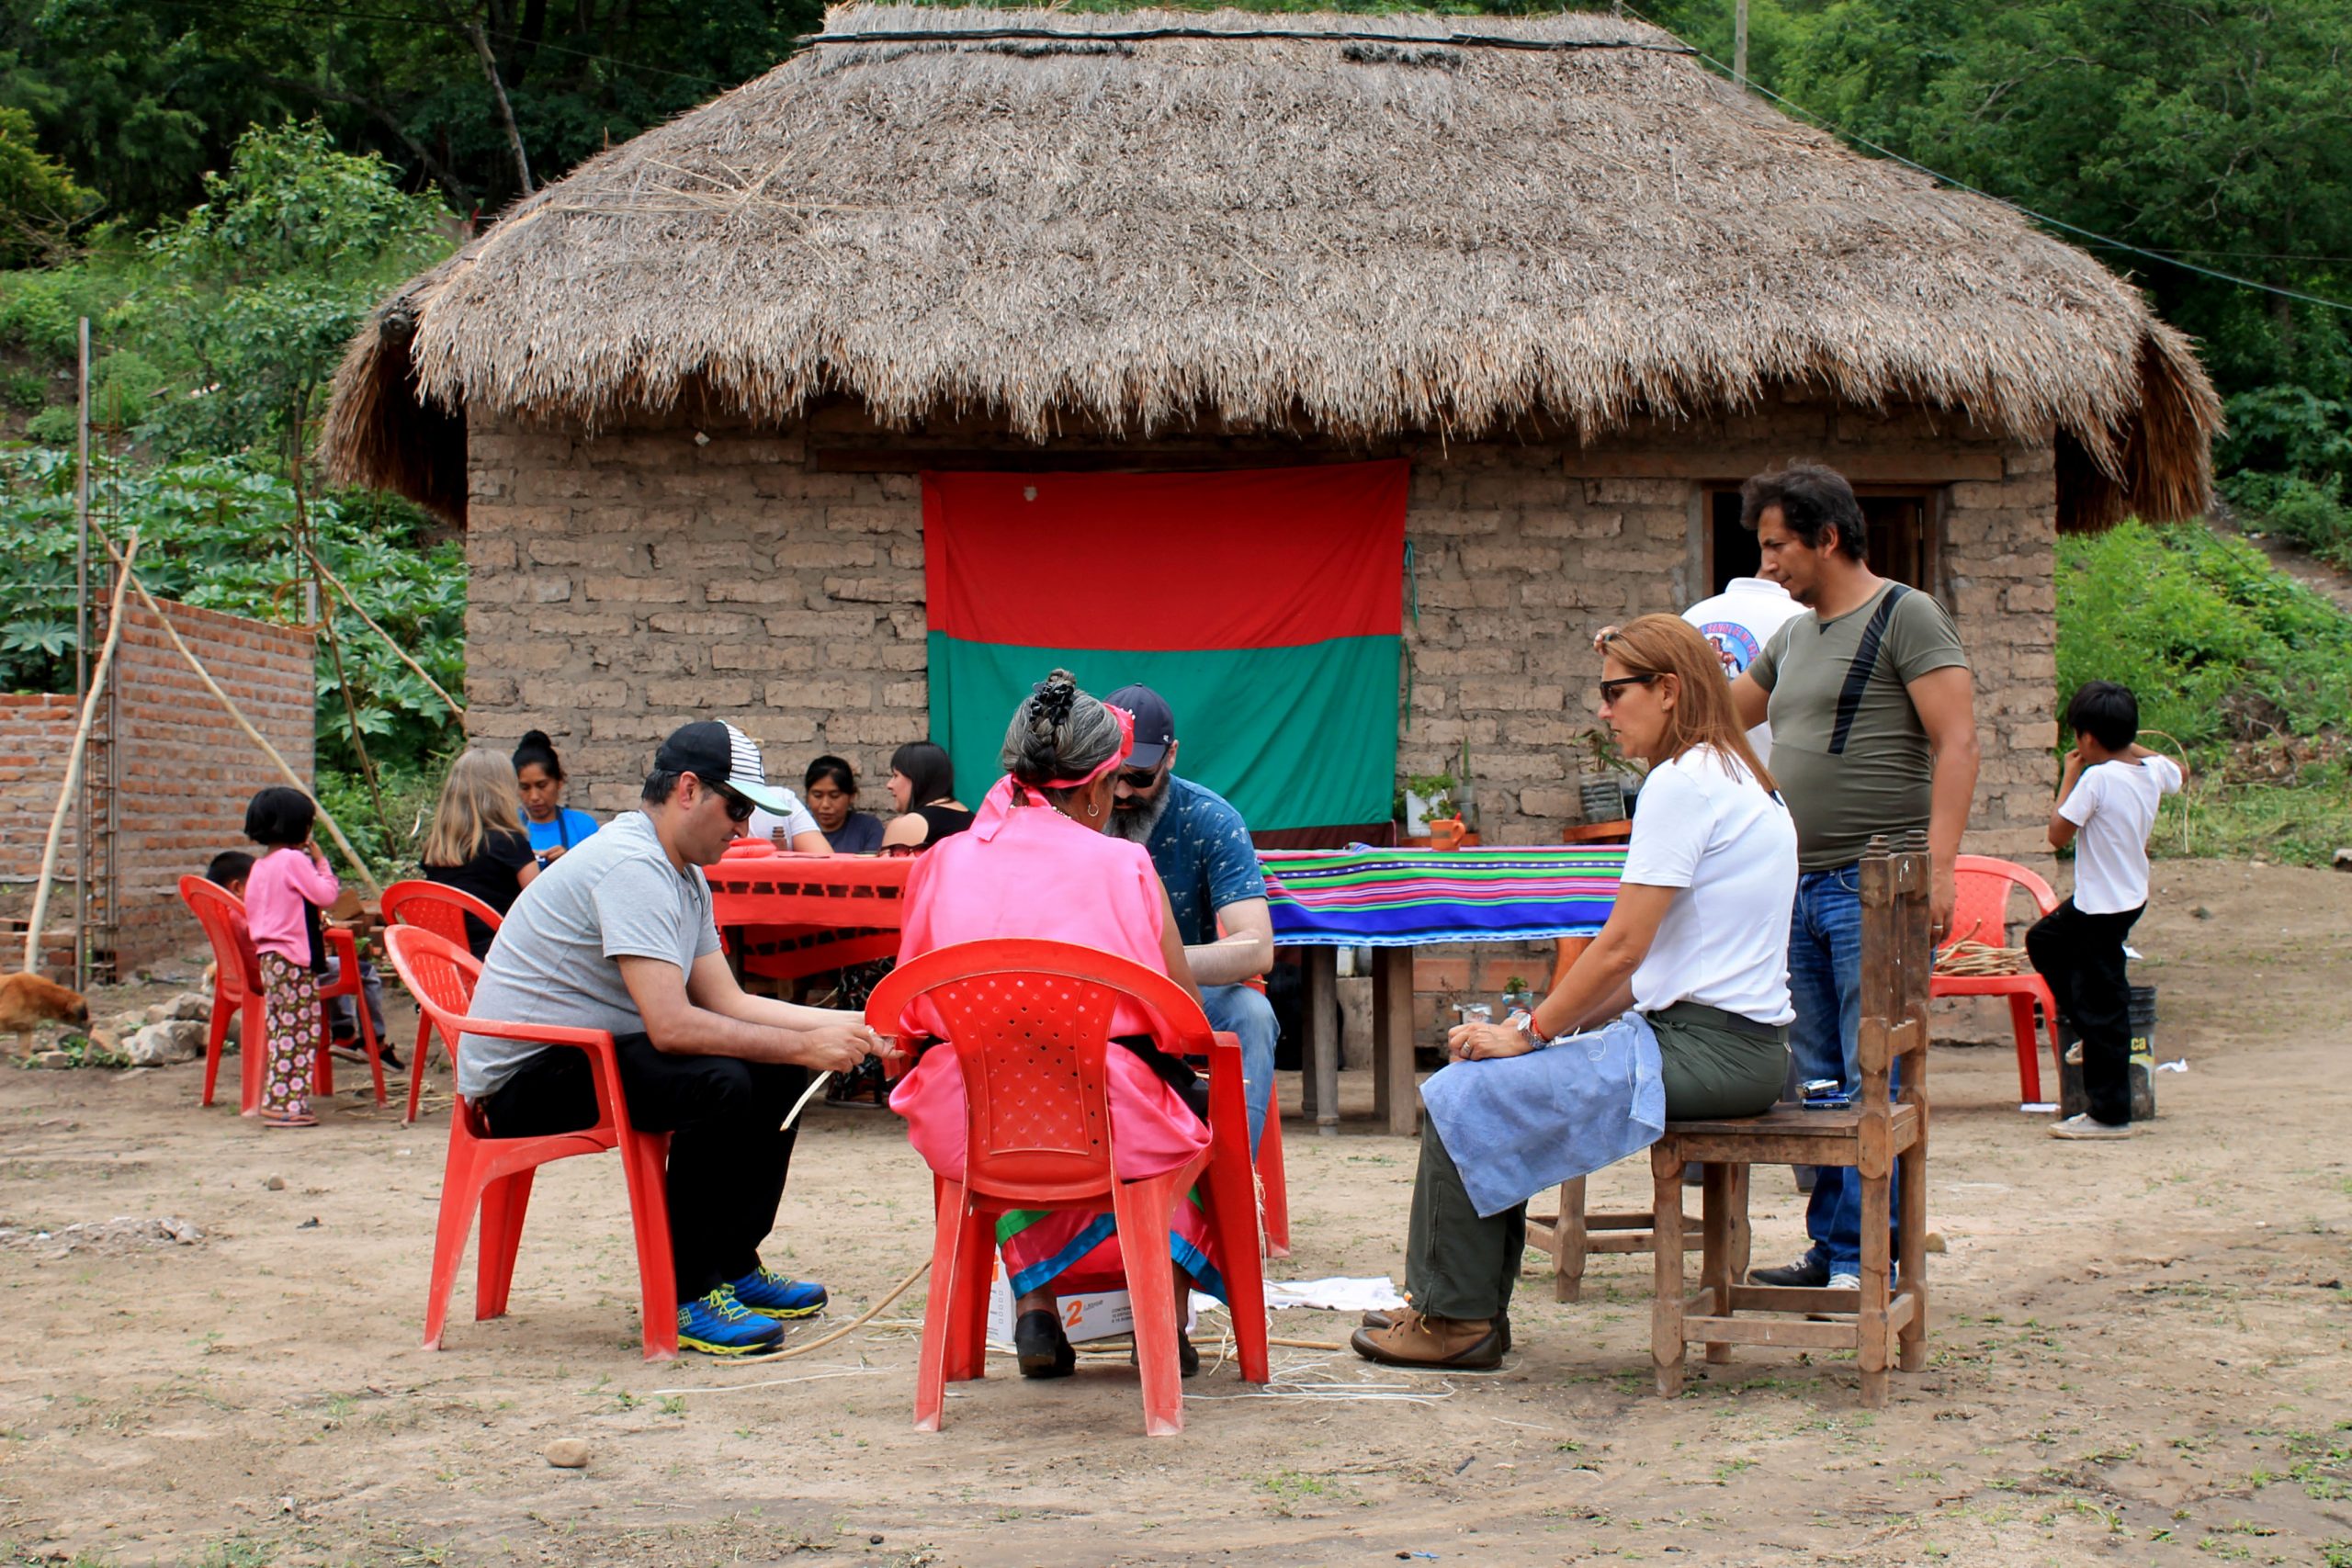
[1370,946,1419,1138]
[1303,946,1340,1137]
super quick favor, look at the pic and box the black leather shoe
[1014,1309,1075,1379]
[1363,1308,1511,1354]
[1746,1252,1831,1289]
[1128,1328,1202,1377]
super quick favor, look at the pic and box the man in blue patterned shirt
[1103,683,1280,1156]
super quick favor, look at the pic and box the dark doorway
[1707,489,1941,596]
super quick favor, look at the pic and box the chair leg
[404,1016,435,1125]
[915,1182,972,1432]
[312,1026,334,1098]
[241,1007,265,1115]
[943,1209,994,1386]
[617,1132,678,1360]
[1650,1147,1685,1397]
[1858,1152,1894,1409]
[475,1169,537,1322]
[1554,1177,1589,1303]
[1897,1124,1929,1374]
[2008,993,2041,1104]
[1199,1125,1272,1384]
[356,991,387,1108]
[1699,1164,1733,1365]
[200,998,232,1107]
[1258,1081,1292,1261]
[1111,1173,1188,1438]
[424,1154,481,1350]
[1727,1164,1753,1282]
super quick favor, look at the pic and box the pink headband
[1042,703,1135,790]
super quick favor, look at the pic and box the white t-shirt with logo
[1619,744,1798,1025]
[2058,754,2183,914]
[1683,577,1806,762]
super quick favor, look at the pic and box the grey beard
[1103,784,1172,844]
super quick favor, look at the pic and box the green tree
[0,105,93,265]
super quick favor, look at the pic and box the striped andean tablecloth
[1260,845,1626,947]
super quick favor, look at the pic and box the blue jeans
[1199,984,1278,1158]
[1788,866,1864,1272]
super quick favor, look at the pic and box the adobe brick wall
[465,397,2060,1040]
[2,600,315,978]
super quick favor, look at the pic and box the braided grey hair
[1001,669,1122,802]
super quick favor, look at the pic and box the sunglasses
[702,776,757,823]
[1116,762,1164,793]
[1598,673,1658,705]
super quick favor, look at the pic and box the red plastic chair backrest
[178,874,262,1001]
[381,879,504,950]
[866,939,1216,1204]
[1945,854,2061,951]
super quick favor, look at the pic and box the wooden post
[1303,946,1340,1135]
[1371,945,1418,1137]
[1734,0,1750,88]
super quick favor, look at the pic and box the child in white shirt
[2027,681,2185,1139]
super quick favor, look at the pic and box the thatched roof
[324,5,2218,528]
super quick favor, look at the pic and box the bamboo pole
[303,547,466,722]
[22,532,141,974]
[91,525,385,900]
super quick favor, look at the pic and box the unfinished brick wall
[464,395,2057,868]
[3,600,315,978]
[0,694,82,890]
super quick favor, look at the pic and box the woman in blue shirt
[803,755,886,853]
[512,729,600,863]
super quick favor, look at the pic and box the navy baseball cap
[1104,683,1175,770]
[652,721,796,815]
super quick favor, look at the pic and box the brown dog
[0,972,90,1057]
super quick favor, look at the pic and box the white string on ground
[647,1364,885,1398]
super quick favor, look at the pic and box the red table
[703,850,910,986]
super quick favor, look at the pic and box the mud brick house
[324,6,2217,865]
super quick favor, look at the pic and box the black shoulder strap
[1827,583,1910,757]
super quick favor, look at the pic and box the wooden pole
[22,532,141,975]
[73,316,91,988]
[91,526,385,900]
[304,547,466,721]
[1734,0,1749,89]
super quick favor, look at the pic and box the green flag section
[927,634,1397,831]
[922,464,1408,832]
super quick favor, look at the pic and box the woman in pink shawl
[887,671,1223,1380]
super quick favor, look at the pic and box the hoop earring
[1087,800,1102,818]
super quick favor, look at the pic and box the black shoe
[1014,1309,1075,1379]
[378,1045,405,1072]
[1747,1251,1831,1289]
[1363,1308,1512,1354]
[1128,1328,1203,1377]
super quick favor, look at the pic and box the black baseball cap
[652,720,796,815]
[1104,683,1175,771]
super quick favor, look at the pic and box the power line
[1626,4,2352,316]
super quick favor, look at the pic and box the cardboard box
[984,1258,1194,1345]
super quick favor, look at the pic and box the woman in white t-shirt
[1353,615,1799,1372]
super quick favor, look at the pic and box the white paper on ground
[2156,1058,2188,1073]
[1260,1276,1408,1313]
[2020,1101,2059,1114]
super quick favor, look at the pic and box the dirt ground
[2,857,2347,1568]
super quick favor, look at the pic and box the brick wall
[2,600,315,978]
[0,694,83,896]
[464,396,2058,870]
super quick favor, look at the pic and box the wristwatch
[1511,1010,1546,1050]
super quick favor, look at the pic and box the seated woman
[1352,615,1799,1371]
[512,729,599,865]
[803,754,886,853]
[885,672,1225,1380]
[421,750,540,957]
[878,741,973,852]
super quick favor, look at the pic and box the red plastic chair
[866,939,1271,1437]
[177,875,386,1111]
[384,926,679,1360]
[1933,854,2064,1104]
[380,880,507,1124]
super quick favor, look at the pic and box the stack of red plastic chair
[866,938,1270,1437]
[383,926,679,1359]
[177,874,385,1111]
[1933,854,2064,1104]
[379,879,507,1124]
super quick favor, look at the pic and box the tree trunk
[463,16,535,197]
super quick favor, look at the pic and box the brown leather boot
[1361,1307,1511,1354]
[1350,1307,1505,1370]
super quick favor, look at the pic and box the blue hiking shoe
[729,1265,829,1319]
[676,1286,786,1357]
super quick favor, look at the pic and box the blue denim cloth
[1788,865,1864,1271]
[1418,1010,1667,1219]
[1199,983,1279,1156]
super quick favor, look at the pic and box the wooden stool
[1648,832,1933,1407]
[1526,1168,1711,1302]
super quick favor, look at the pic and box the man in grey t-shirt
[1725,465,1979,1293]
[464,720,888,1357]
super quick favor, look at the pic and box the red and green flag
[922,462,1408,833]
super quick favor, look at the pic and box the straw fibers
[323,6,2217,525]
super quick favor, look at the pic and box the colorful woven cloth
[1261,846,1626,946]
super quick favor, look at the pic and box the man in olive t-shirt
[1727,465,1980,1291]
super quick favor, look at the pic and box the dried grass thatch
[322,5,2218,526]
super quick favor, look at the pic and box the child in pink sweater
[242,786,339,1128]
